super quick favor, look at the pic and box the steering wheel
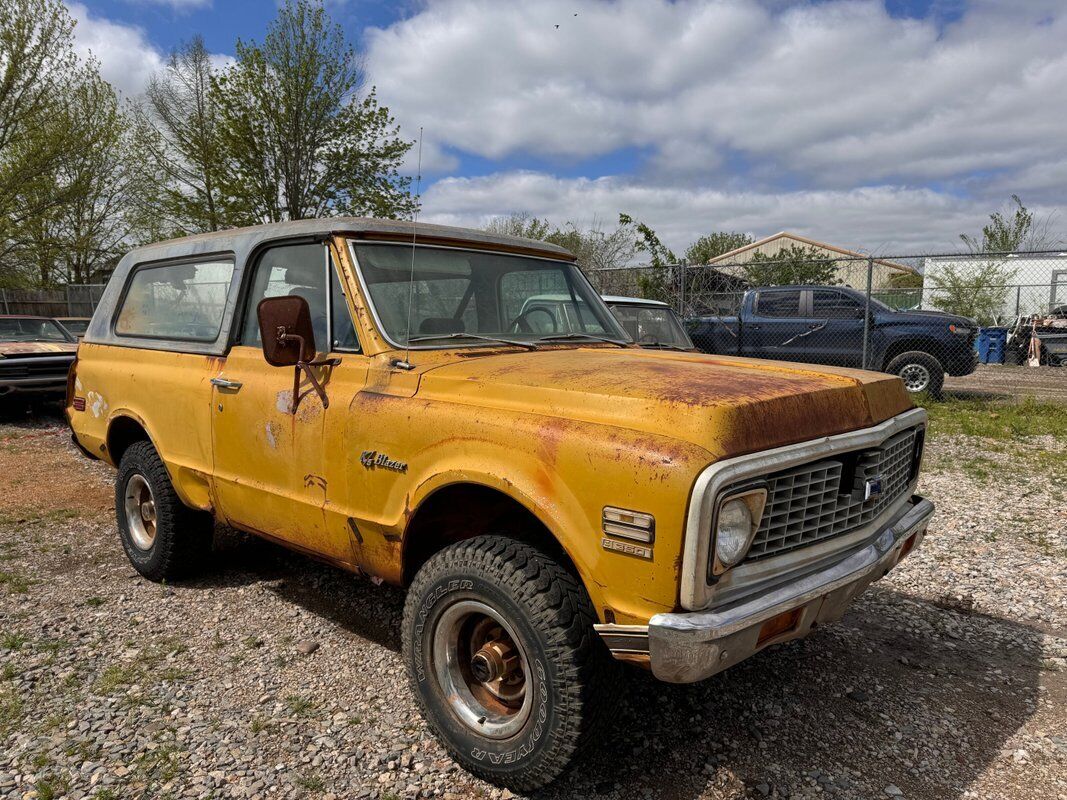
[507,307,558,334]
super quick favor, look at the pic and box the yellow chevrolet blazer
[66,219,934,790]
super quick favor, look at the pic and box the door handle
[210,377,243,391]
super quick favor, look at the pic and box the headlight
[949,324,971,336]
[710,487,767,578]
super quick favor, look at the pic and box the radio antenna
[397,127,424,371]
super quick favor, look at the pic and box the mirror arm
[276,328,339,414]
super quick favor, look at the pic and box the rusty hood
[0,341,78,357]
[416,347,913,460]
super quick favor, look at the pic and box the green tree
[131,36,241,238]
[959,194,1055,253]
[483,212,552,241]
[12,73,134,285]
[212,0,415,223]
[742,244,839,286]
[0,0,97,274]
[483,213,635,271]
[928,195,1052,323]
[684,231,752,265]
[619,213,678,303]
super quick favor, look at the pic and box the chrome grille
[742,427,920,562]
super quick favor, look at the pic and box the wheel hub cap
[124,474,157,551]
[432,600,532,739]
[900,363,931,392]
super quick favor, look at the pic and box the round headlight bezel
[709,486,768,579]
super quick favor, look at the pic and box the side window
[755,290,802,318]
[240,244,328,349]
[812,290,863,319]
[116,259,234,341]
[330,258,360,351]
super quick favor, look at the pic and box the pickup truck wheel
[886,351,944,398]
[402,536,613,791]
[115,441,213,582]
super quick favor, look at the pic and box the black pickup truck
[687,285,978,396]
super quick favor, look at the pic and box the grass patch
[0,685,24,735]
[95,664,140,695]
[0,508,79,528]
[284,694,315,717]
[296,772,326,792]
[35,776,69,800]
[134,741,183,785]
[249,716,274,734]
[1,633,26,651]
[918,396,1067,441]
[0,570,32,594]
[959,455,999,483]
[84,596,106,607]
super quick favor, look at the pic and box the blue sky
[70,0,1067,253]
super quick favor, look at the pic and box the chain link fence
[585,250,1067,402]
[5,255,1067,402]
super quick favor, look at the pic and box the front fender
[344,393,714,625]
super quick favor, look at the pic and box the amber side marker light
[757,608,802,647]
[899,531,919,561]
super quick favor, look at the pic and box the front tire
[402,536,613,792]
[886,351,945,399]
[115,441,213,582]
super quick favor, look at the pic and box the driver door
[210,242,351,564]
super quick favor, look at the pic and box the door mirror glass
[257,295,317,366]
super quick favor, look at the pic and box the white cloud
[68,3,164,98]
[419,170,1066,255]
[366,0,1067,189]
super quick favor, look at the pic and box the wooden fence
[0,285,105,317]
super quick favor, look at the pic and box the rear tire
[886,351,944,399]
[402,536,614,792]
[115,441,213,582]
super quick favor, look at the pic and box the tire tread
[402,535,615,791]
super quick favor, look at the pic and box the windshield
[0,318,72,343]
[351,243,629,348]
[608,303,694,349]
[59,319,90,336]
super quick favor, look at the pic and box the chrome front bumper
[599,494,934,683]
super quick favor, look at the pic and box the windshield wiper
[535,333,629,347]
[640,341,690,351]
[406,332,539,350]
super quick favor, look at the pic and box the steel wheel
[431,599,532,739]
[123,473,157,551]
[899,362,931,393]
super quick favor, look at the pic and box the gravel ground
[0,407,1064,800]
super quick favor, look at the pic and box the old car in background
[67,219,933,790]
[687,285,978,397]
[0,315,78,407]
[519,293,695,351]
[56,317,92,339]
[603,295,695,351]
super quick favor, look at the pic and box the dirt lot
[0,403,1065,800]
[944,364,1066,401]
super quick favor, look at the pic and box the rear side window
[115,259,234,341]
[755,290,801,318]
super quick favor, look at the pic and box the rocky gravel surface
[0,410,1064,800]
